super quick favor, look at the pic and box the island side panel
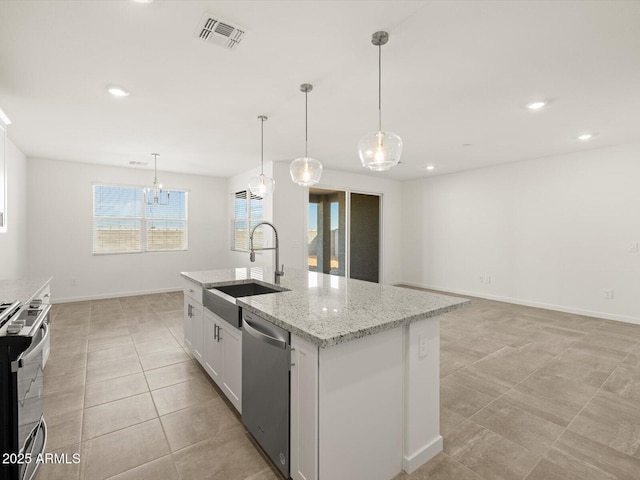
[290,334,319,480]
[403,316,441,473]
[318,327,403,480]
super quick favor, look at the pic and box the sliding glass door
[308,188,380,282]
[308,189,345,276]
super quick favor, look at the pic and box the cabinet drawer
[183,280,203,303]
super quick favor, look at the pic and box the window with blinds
[93,185,188,254]
[232,190,263,251]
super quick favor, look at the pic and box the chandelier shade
[358,131,403,171]
[143,153,170,205]
[289,156,322,186]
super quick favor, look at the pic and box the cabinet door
[191,302,204,364]
[204,311,222,385]
[0,120,5,231]
[183,301,193,351]
[220,322,242,413]
[290,335,319,480]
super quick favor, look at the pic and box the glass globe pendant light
[358,31,403,171]
[290,83,322,186]
[143,153,170,205]
[248,115,275,196]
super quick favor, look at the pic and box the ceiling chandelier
[143,153,170,205]
[358,31,403,171]
[290,83,322,186]
[249,115,275,196]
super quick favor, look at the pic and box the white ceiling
[1,0,639,181]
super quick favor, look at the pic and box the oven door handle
[20,417,47,480]
[17,321,49,369]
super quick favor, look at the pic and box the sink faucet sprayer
[249,221,284,284]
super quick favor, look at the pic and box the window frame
[231,189,263,252]
[92,183,188,255]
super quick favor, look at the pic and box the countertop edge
[181,271,470,348]
[239,299,470,348]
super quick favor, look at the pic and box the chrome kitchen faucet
[249,221,284,284]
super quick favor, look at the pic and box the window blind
[93,185,188,254]
[232,190,263,251]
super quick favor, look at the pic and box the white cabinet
[0,118,7,232]
[190,302,204,363]
[290,334,319,480]
[183,281,204,363]
[183,301,193,350]
[204,308,242,413]
[203,312,222,383]
[220,320,242,411]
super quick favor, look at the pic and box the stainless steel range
[0,300,50,480]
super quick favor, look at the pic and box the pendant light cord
[378,43,382,132]
[153,154,158,185]
[305,90,309,158]
[260,117,264,175]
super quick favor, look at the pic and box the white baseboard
[395,281,640,326]
[403,435,443,474]
[53,286,182,304]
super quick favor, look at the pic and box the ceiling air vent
[129,161,148,166]
[194,12,246,50]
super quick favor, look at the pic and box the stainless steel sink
[203,282,286,328]
[214,282,281,298]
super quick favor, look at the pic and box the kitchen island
[181,267,468,480]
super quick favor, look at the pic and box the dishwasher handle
[243,317,287,349]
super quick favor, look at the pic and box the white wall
[272,161,404,284]
[0,139,28,278]
[402,144,640,324]
[28,158,229,302]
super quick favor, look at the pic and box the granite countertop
[181,268,468,348]
[0,277,53,305]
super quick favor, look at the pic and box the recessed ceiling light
[526,101,547,111]
[462,143,472,147]
[577,133,596,141]
[426,165,435,171]
[107,85,129,97]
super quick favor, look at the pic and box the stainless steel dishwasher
[242,310,290,479]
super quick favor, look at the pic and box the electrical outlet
[485,275,491,284]
[630,242,639,253]
[71,278,77,287]
[479,275,484,283]
[604,289,614,300]
[418,334,428,358]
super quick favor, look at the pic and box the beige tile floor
[39,290,640,480]
[40,292,280,480]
